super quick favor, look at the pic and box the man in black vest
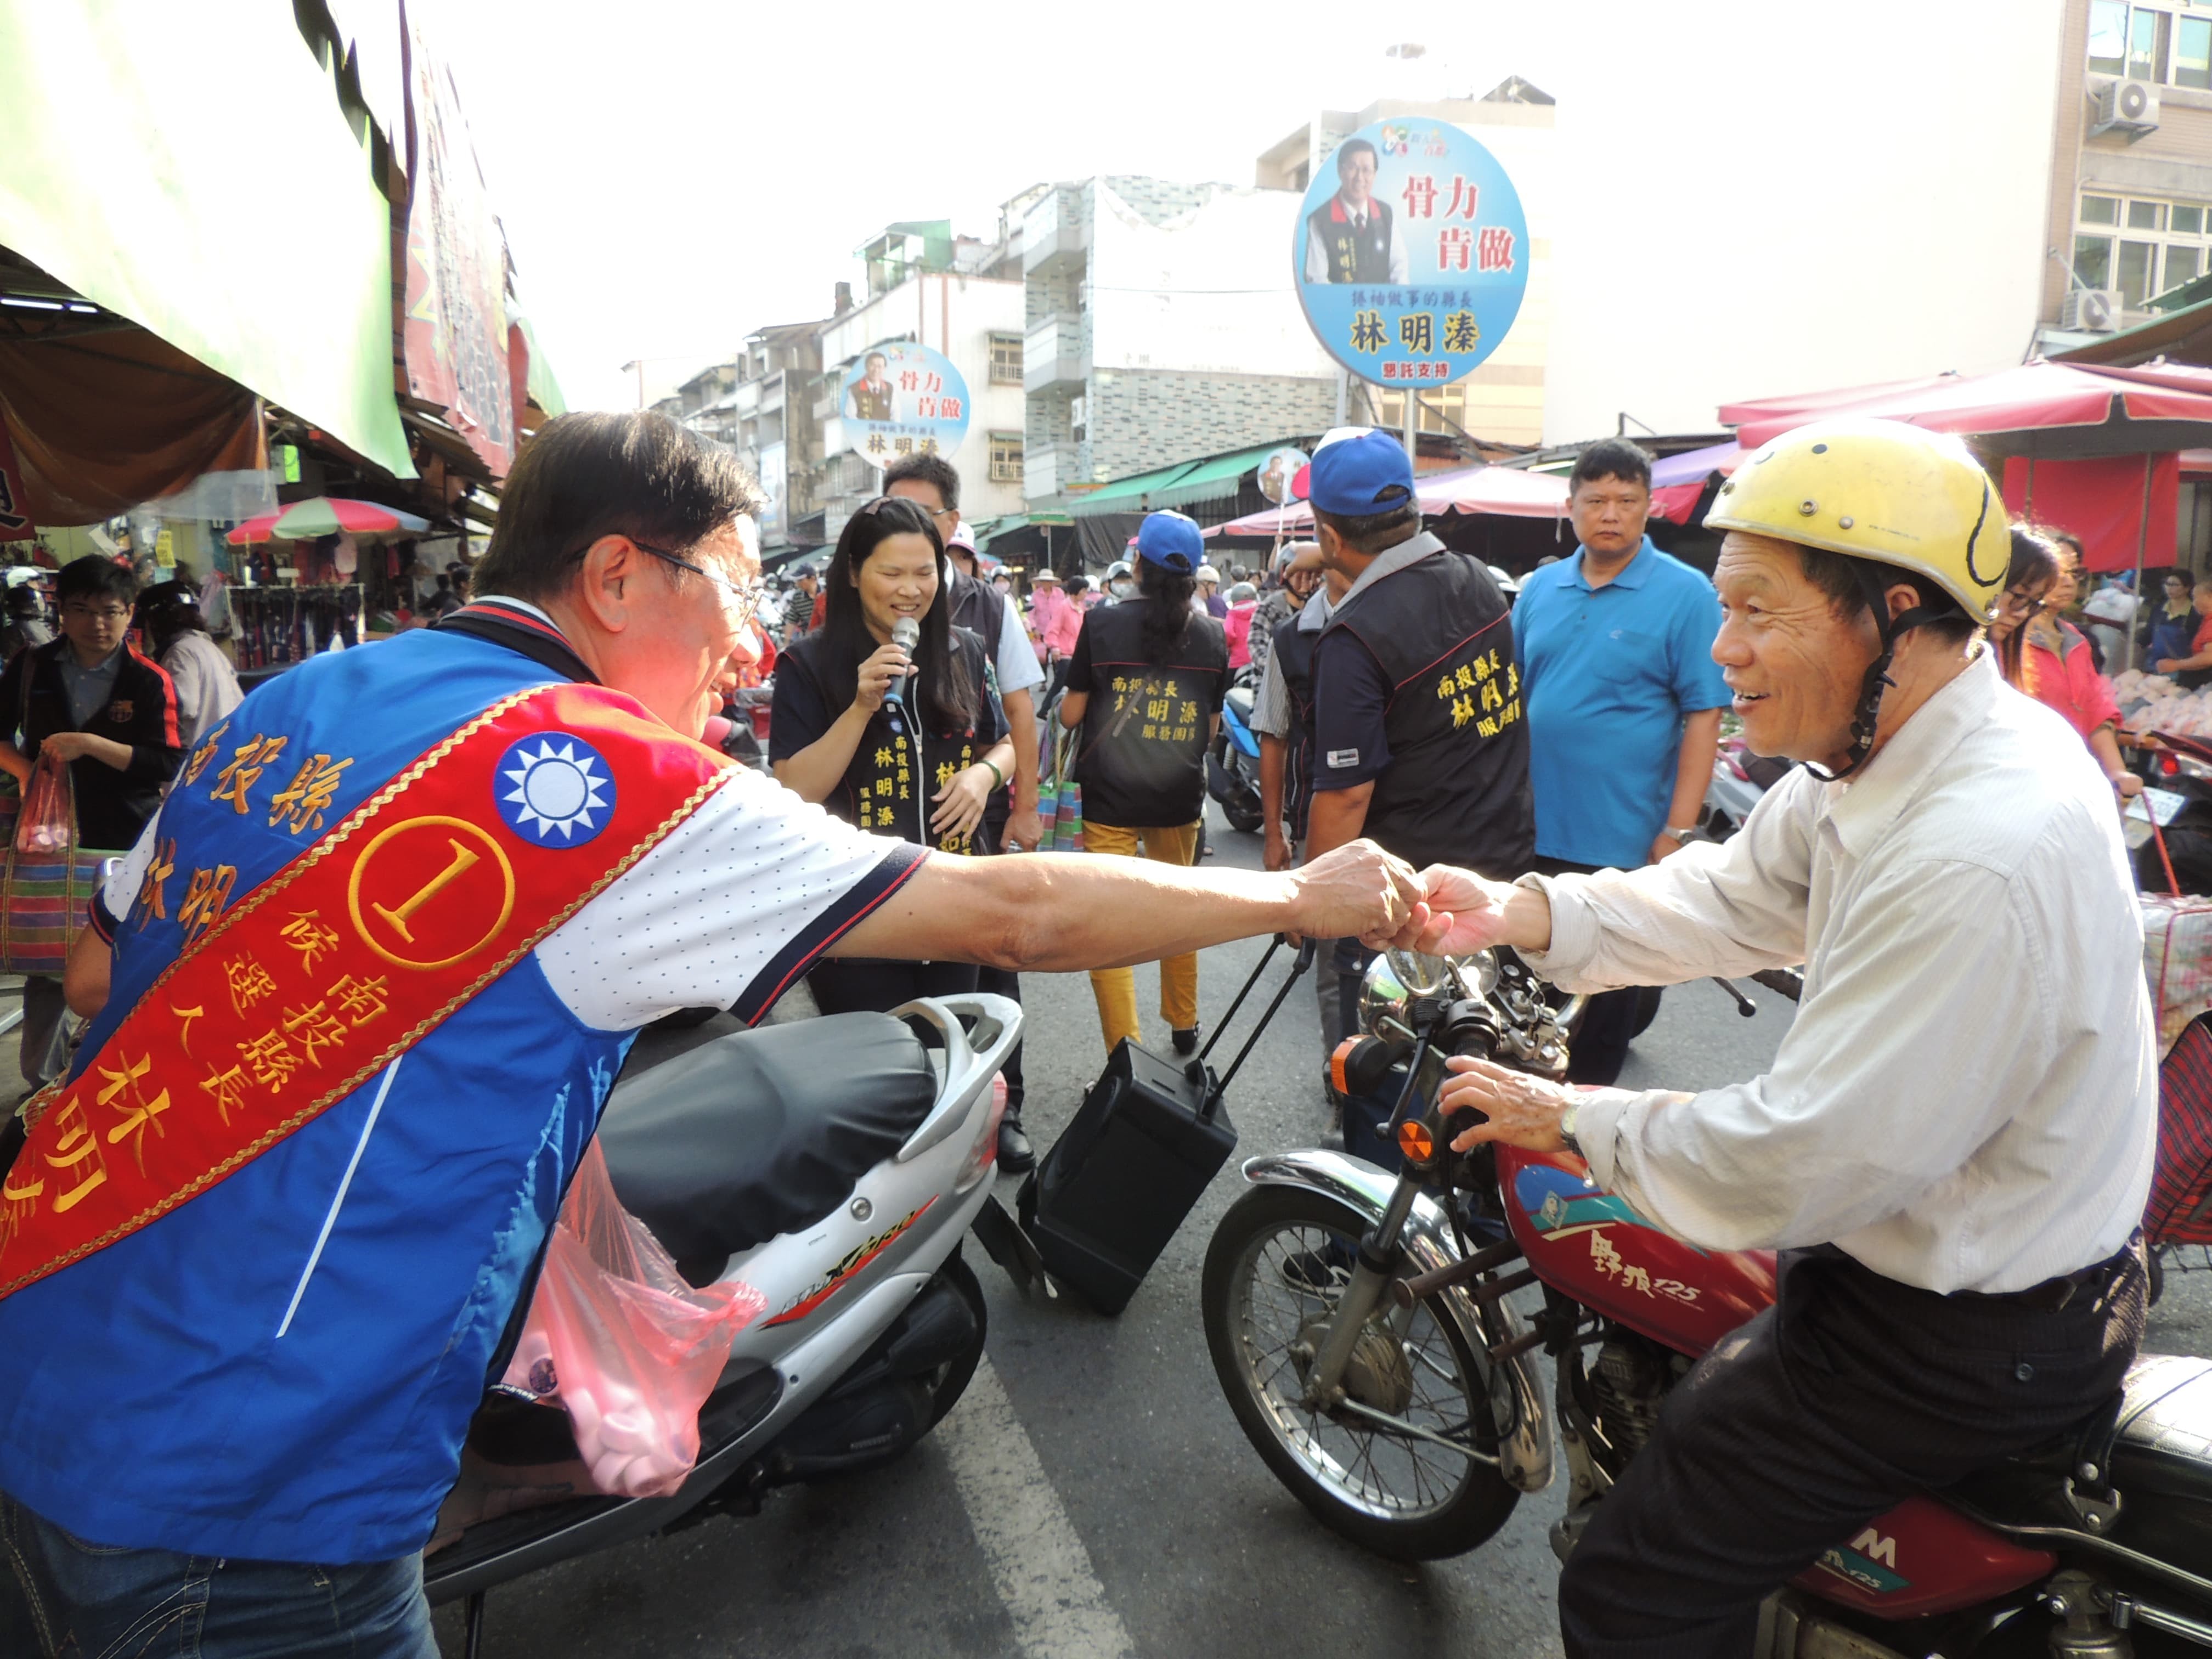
[1304,430,1534,1041]
[1303,138,1408,286]
[884,452,1045,1171]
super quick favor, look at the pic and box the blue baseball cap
[1306,430,1415,517]
[1136,510,1204,573]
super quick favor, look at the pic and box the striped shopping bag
[2151,1014,2212,1247]
[0,848,117,976]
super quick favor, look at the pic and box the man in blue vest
[0,411,1423,1658]
[1304,428,1534,1047]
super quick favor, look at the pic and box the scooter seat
[596,1013,939,1266]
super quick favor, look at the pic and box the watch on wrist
[1557,1097,1582,1158]
[1663,823,1699,842]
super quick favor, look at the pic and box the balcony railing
[1022,188,1090,276]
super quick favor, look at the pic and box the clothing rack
[229,583,364,673]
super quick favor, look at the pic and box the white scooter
[423,993,1045,1656]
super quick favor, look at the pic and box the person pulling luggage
[1057,511,1231,1056]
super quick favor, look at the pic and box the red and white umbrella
[1206,465,1567,537]
[227,497,431,545]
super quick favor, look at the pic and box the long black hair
[1136,557,1199,663]
[817,496,978,732]
[1997,524,2062,691]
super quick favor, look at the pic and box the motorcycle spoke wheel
[1202,1184,1519,1561]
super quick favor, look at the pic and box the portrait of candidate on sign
[1290,119,1530,390]
[838,340,972,471]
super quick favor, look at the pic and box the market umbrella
[223,510,286,545]
[1728,360,2212,458]
[267,496,430,540]
[1207,465,1567,537]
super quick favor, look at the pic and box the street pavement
[403,812,2205,1657]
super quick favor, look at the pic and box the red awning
[1725,360,2212,460]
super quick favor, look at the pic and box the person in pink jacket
[1028,567,1083,693]
[1222,581,1260,670]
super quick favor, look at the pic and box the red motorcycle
[1202,950,2212,1656]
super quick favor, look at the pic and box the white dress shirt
[1525,653,2155,1294]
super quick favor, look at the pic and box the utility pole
[621,359,646,411]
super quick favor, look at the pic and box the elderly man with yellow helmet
[1409,418,2155,1655]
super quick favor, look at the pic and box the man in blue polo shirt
[1513,438,1730,1085]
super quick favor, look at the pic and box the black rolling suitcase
[1018,937,1315,1313]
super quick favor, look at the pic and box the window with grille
[990,334,1023,385]
[989,432,1024,482]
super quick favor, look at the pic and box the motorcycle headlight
[1358,949,1498,1039]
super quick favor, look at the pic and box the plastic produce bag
[15,749,72,855]
[501,1141,765,1498]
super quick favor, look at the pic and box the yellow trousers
[1085,819,1201,1053]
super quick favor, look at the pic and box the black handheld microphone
[883,616,921,709]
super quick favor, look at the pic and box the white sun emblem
[500,738,611,841]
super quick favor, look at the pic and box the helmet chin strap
[1804,565,1942,784]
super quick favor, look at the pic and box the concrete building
[2041,0,2212,343]
[1018,177,1339,507]
[798,221,1027,547]
[726,319,823,552]
[1254,80,1557,450]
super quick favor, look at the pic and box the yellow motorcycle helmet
[1706,416,2006,620]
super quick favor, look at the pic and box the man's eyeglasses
[634,541,766,625]
[859,495,955,525]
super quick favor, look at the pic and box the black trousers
[1559,1241,2147,1657]
[805,958,980,1018]
[1529,855,1654,1088]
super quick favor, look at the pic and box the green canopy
[1141,444,1284,512]
[0,2,413,479]
[1066,460,1201,517]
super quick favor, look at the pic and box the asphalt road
[421,815,2212,1659]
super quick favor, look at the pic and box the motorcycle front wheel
[1201,1184,1520,1561]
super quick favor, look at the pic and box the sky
[433,0,2064,439]
[437,0,1574,412]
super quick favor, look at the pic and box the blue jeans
[0,1493,436,1658]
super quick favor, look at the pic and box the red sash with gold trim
[0,682,733,1300]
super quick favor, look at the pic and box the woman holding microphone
[772,495,1013,1014]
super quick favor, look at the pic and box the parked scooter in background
[1701,727,1794,843]
[426,994,1048,1658]
[1209,670,1266,834]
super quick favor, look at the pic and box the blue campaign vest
[0,630,637,1562]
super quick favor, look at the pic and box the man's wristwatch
[1661,823,1699,844]
[1557,1096,1582,1158]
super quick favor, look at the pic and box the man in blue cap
[1058,510,1232,1054]
[1303,429,1534,1048]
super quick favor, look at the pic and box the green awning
[1142,444,1282,511]
[0,3,413,479]
[1066,461,1201,517]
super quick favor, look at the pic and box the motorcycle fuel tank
[1499,1148,1776,1355]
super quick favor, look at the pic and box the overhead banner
[1292,120,1529,388]
[840,342,970,468]
[0,415,33,542]
[403,9,515,478]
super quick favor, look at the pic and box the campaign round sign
[1254,445,1308,504]
[1291,120,1528,389]
[840,341,972,469]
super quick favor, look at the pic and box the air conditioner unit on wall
[2092,78,2161,139]
[2063,288,2125,332]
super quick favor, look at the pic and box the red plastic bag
[15,749,71,855]
[501,1141,765,1498]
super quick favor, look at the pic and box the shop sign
[0,417,35,543]
[840,342,970,469]
[402,14,515,478]
[155,528,176,569]
[1291,119,1528,388]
